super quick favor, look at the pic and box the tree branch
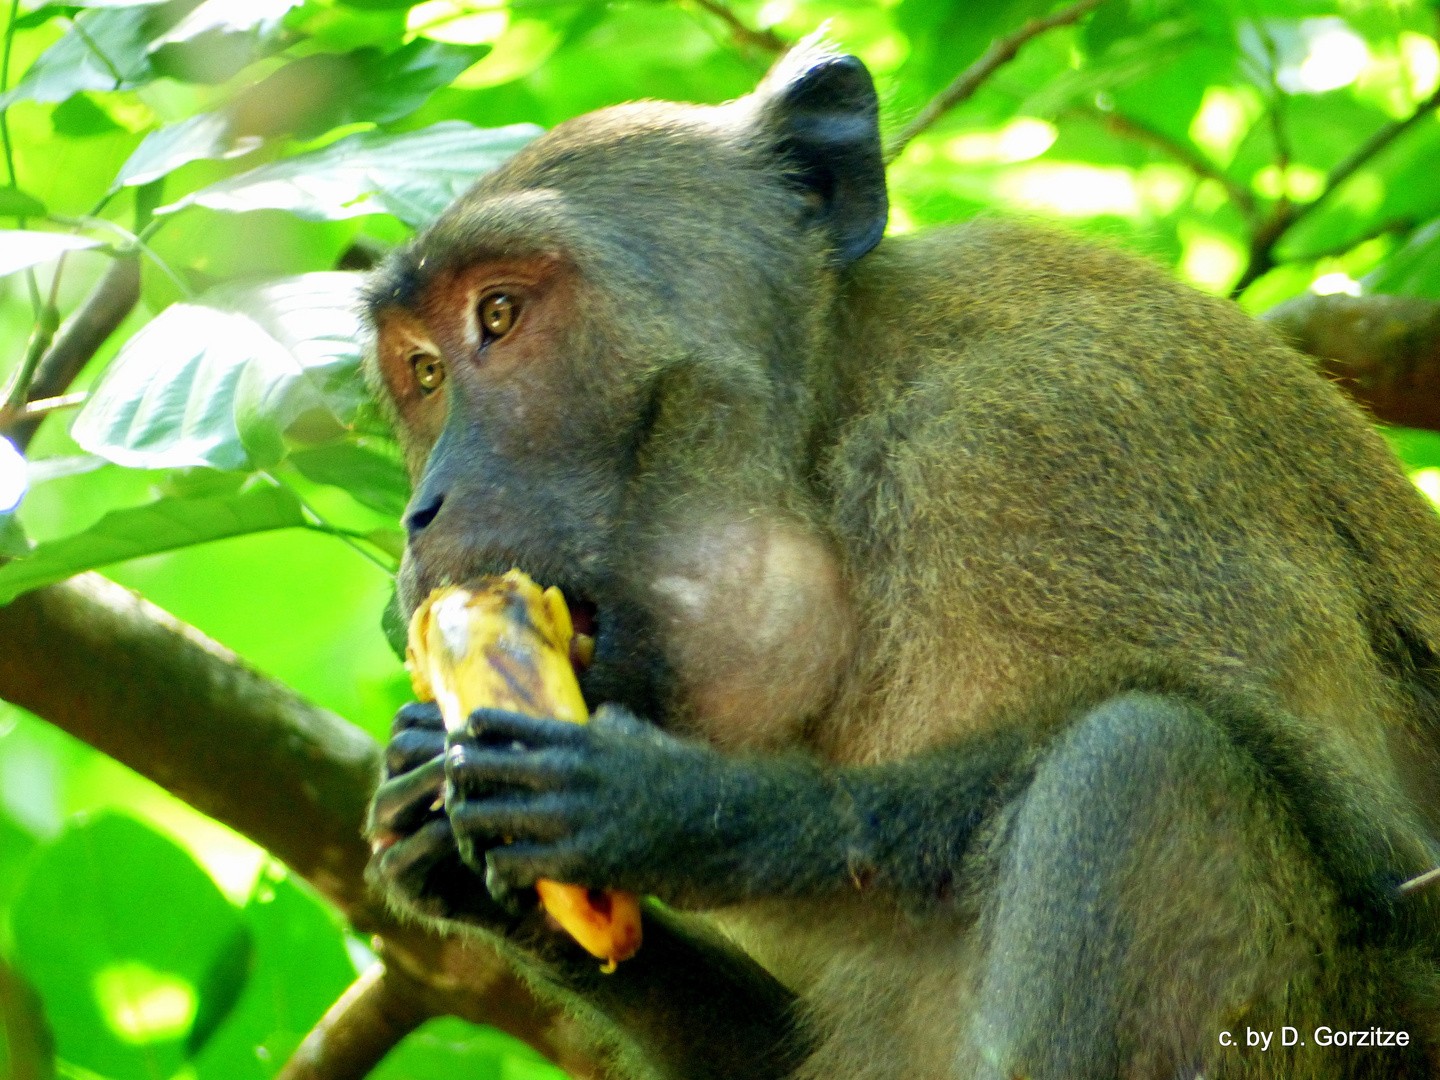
[1263,292,1440,431]
[686,0,785,56]
[0,574,603,1079]
[0,254,140,452]
[277,963,436,1080]
[1232,83,1440,296]
[884,0,1113,164]
[1068,105,1258,221]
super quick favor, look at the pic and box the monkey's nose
[405,492,445,536]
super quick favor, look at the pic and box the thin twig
[1286,216,1415,264]
[1069,105,1258,221]
[884,0,1113,164]
[687,0,786,55]
[1232,80,1440,297]
[20,391,87,417]
[1,0,20,187]
[0,255,140,452]
[1,302,60,415]
[0,954,55,1080]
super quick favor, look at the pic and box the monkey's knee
[963,693,1348,1080]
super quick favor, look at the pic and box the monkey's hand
[447,704,859,909]
[365,701,526,930]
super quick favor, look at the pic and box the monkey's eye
[478,292,518,342]
[411,353,445,393]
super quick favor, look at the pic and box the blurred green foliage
[1,0,1438,1077]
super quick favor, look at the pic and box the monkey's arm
[444,706,1032,910]
[366,704,807,1080]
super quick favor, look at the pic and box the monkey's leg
[961,692,1428,1080]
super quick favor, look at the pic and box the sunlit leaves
[73,273,366,470]
[10,814,246,1080]
[0,4,176,108]
[0,513,30,558]
[0,188,48,216]
[147,0,299,85]
[158,120,540,225]
[0,481,307,603]
[1367,217,1440,297]
[113,111,261,189]
[289,441,410,519]
[0,231,104,276]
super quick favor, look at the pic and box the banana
[407,569,643,970]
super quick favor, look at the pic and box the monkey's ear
[754,47,888,265]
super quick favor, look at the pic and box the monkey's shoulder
[846,218,1345,428]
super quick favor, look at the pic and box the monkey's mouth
[566,595,599,675]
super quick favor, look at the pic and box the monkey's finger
[367,757,446,839]
[464,707,590,749]
[449,793,577,846]
[385,726,446,778]
[482,857,542,914]
[484,838,588,894]
[369,815,456,894]
[392,700,445,736]
[446,743,585,794]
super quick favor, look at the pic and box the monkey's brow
[363,197,580,318]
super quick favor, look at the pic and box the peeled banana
[407,569,643,970]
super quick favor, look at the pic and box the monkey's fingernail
[370,832,399,854]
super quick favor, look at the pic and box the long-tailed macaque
[364,43,1440,1080]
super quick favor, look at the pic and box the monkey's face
[365,62,884,745]
[371,232,668,720]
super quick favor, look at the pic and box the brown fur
[366,48,1440,1079]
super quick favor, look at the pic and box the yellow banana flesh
[406,569,643,970]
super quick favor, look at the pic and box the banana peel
[407,569,642,970]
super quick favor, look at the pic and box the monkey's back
[825,220,1440,832]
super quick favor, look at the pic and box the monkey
[362,40,1440,1080]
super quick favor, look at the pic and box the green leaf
[218,38,489,142]
[10,814,246,1080]
[372,1017,567,1080]
[1366,219,1440,299]
[147,0,299,85]
[113,111,260,189]
[0,481,307,604]
[73,273,367,471]
[289,440,410,518]
[158,120,541,226]
[0,512,31,558]
[380,583,406,658]
[190,874,357,1080]
[185,924,254,1057]
[12,5,83,32]
[51,92,125,136]
[0,4,181,108]
[346,37,492,126]
[0,231,104,276]
[1381,426,1440,472]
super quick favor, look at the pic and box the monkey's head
[364,45,884,746]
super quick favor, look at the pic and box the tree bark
[1264,292,1440,431]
